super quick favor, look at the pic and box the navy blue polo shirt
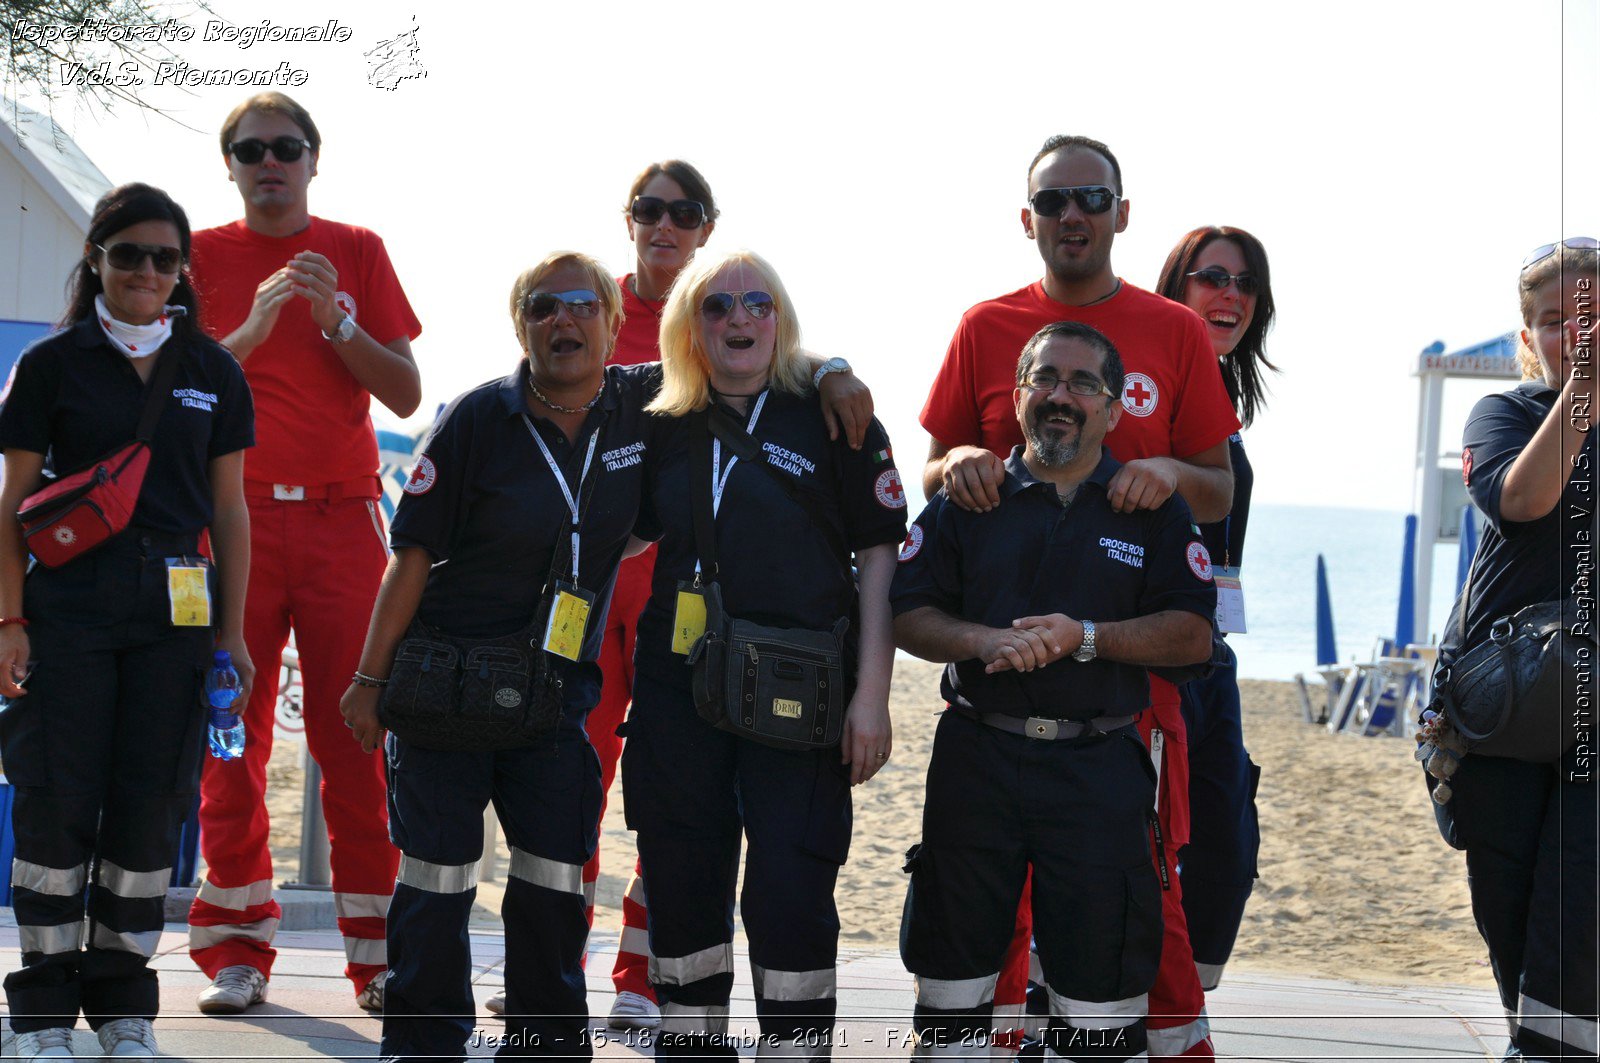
[390,360,661,658]
[892,447,1217,720]
[1450,382,1597,651]
[635,388,908,688]
[0,318,255,535]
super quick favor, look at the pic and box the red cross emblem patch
[1121,373,1159,418]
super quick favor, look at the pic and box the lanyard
[710,391,769,519]
[523,415,600,583]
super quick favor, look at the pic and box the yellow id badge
[542,580,595,662]
[671,581,707,656]
[166,557,212,627]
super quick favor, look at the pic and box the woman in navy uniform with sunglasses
[0,183,255,1060]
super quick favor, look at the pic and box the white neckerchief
[95,295,184,359]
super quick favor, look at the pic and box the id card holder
[672,580,707,656]
[1215,566,1246,634]
[166,556,213,628]
[542,580,595,662]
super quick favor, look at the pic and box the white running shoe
[484,990,507,1015]
[12,1026,75,1058]
[607,990,661,1030]
[96,1017,157,1057]
[357,970,390,1012]
[197,964,268,1014]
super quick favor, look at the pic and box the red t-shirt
[189,217,423,485]
[920,279,1239,463]
[612,274,664,368]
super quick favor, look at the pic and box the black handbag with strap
[684,404,853,751]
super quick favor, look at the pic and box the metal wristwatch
[323,313,355,344]
[811,356,851,389]
[1072,619,1097,663]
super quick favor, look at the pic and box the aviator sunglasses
[629,196,708,230]
[699,291,774,322]
[1522,236,1599,272]
[96,242,183,275]
[1186,267,1260,297]
[524,289,601,323]
[1029,185,1119,217]
[226,135,313,165]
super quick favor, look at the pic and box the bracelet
[0,617,28,629]
[351,670,390,688]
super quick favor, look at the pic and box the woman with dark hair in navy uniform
[1432,239,1597,1062]
[625,249,905,1061]
[0,182,256,1060]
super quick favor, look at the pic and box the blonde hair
[508,251,624,356]
[647,249,809,417]
[1514,335,1543,381]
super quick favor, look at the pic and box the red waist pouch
[17,442,151,568]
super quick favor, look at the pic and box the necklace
[527,376,605,414]
[1081,278,1122,307]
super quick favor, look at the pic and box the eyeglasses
[524,289,601,323]
[96,242,183,274]
[700,290,774,322]
[1028,186,1118,217]
[1522,236,1599,271]
[1019,369,1114,399]
[629,196,708,230]
[226,136,313,164]
[1185,267,1261,296]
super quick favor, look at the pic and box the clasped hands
[979,613,1084,674]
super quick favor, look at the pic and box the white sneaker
[12,1026,75,1059]
[197,964,268,1014]
[607,990,661,1030]
[96,1017,157,1057]
[484,989,506,1015]
[357,969,389,1012]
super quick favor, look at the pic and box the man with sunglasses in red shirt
[919,134,1238,1060]
[185,91,421,1016]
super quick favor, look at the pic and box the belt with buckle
[244,476,381,503]
[956,708,1136,740]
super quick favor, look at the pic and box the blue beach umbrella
[1315,554,1339,666]
[1456,504,1479,592]
[1395,514,1418,649]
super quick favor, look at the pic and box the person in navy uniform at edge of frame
[1428,238,1598,1063]
[0,183,255,1060]
[892,321,1217,1063]
[622,248,903,1061]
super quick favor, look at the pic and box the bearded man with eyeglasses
[184,90,421,1017]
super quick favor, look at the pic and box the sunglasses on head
[524,289,601,323]
[629,196,707,230]
[1186,267,1260,296]
[1522,236,1600,271]
[700,290,774,322]
[96,242,183,275]
[1029,186,1118,217]
[226,135,312,165]
[1020,369,1114,399]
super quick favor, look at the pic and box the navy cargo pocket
[800,753,852,865]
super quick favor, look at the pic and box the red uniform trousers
[189,489,399,994]
[582,547,656,1001]
[995,684,1213,1059]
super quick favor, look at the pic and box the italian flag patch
[872,447,893,463]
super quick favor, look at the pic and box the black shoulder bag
[685,405,853,751]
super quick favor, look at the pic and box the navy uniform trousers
[380,723,602,1062]
[1175,641,1260,990]
[901,711,1161,1062]
[1,533,211,1033]
[1438,746,1598,1062]
[622,671,852,1061]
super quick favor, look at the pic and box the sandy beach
[262,661,1492,991]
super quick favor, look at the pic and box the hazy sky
[12,0,1598,519]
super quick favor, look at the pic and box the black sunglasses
[629,196,708,230]
[226,136,312,165]
[1186,267,1260,296]
[1522,236,1599,271]
[1019,369,1114,399]
[96,242,183,275]
[524,289,601,323]
[700,291,774,322]
[1029,186,1118,217]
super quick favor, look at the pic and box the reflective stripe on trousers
[1520,994,1599,1056]
[509,847,584,896]
[188,916,282,950]
[652,942,735,986]
[916,973,999,1010]
[1144,1012,1209,1057]
[396,853,479,894]
[659,1002,731,1035]
[12,860,88,897]
[752,964,836,1002]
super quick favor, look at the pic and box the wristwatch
[1072,620,1097,663]
[811,357,851,389]
[323,313,355,344]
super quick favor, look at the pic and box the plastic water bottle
[206,650,245,761]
